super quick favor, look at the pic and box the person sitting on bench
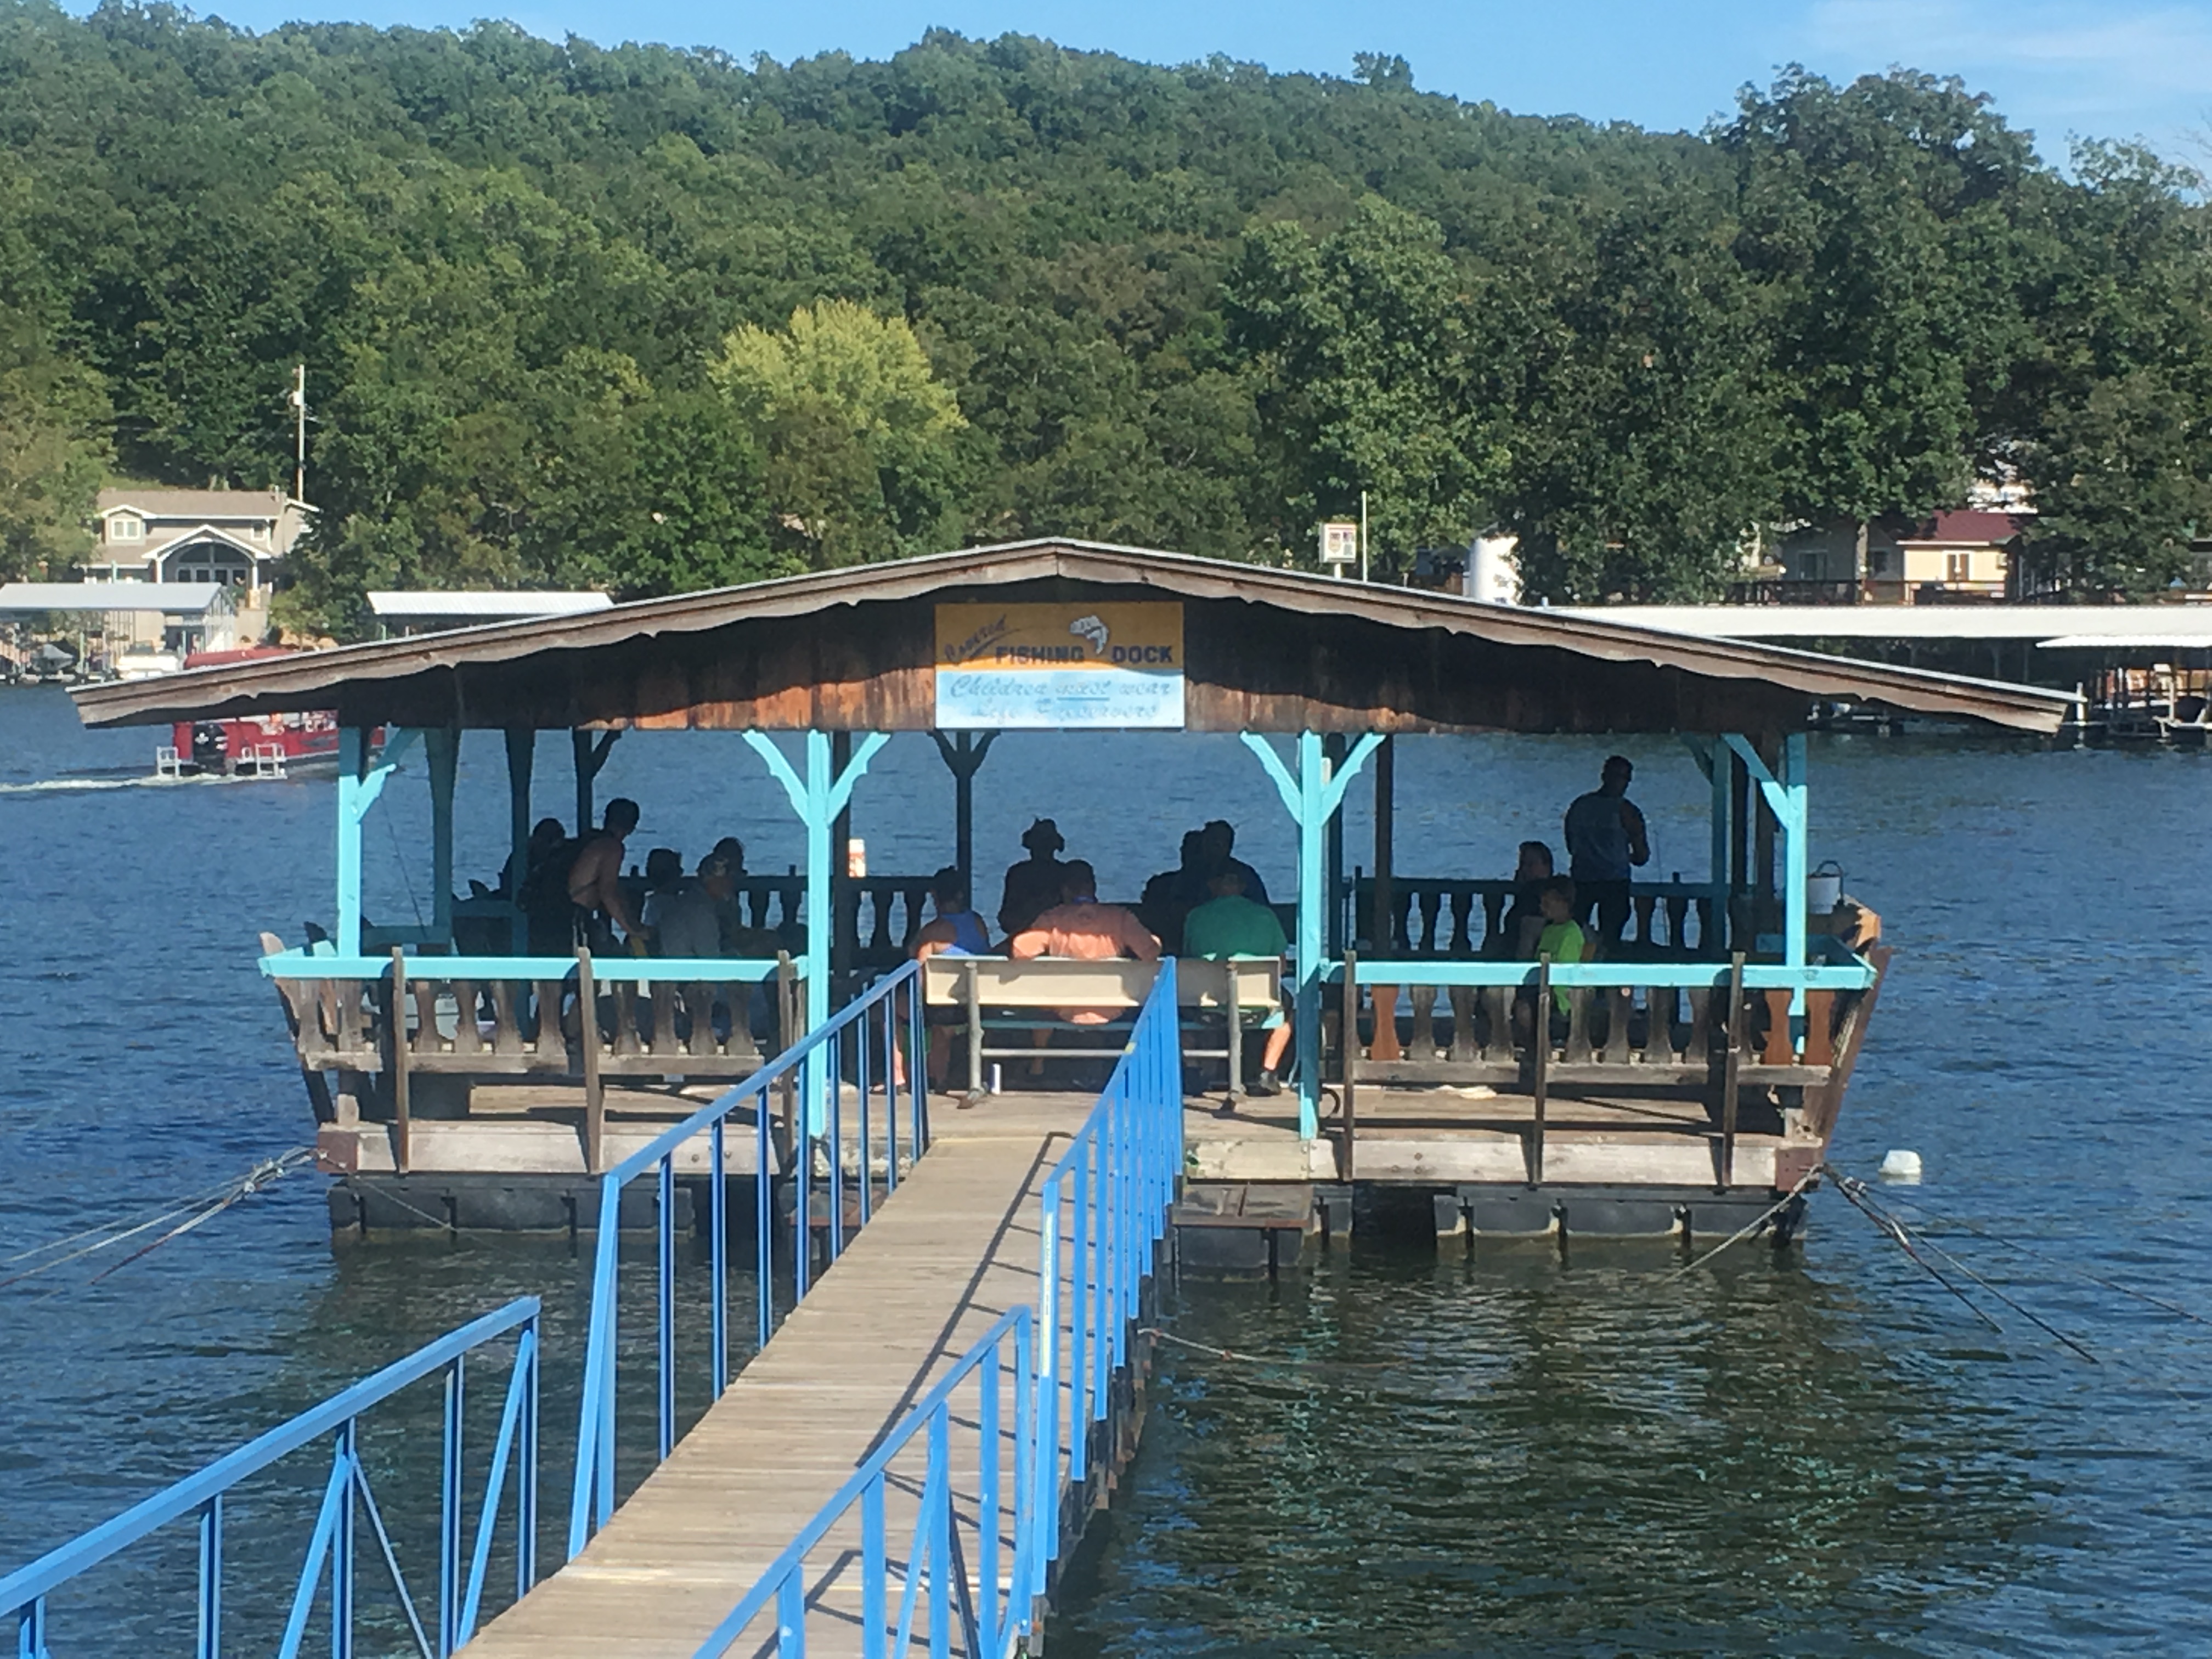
[1182,866,1294,1098]
[1007,861,1160,1076]
[913,865,993,1090]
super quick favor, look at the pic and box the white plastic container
[1807,860,1844,913]
[1878,1149,1923,1183]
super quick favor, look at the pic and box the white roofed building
[83,489,312,621]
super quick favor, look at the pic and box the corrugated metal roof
[1554,603,2212,642]
[368,590,614,618]
[1,581,232,616]
[70,540,2074,733]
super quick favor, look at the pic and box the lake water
[3,684,2208,1653]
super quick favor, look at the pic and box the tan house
[83,488,312,601]
[1773,511,2029,604]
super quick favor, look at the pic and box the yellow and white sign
[934,602,1184,729]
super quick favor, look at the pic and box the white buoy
[1878,1149,1923,1183]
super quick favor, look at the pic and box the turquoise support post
[336,727,366,958]
[427,729,458,943]
[1708,737,1731,899]
[744,729,889,1130]
[1242,730,1384,1141]
[334,727,420,958]
[1722,733,1811,1023]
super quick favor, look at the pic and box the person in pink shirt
[1007,861,1161,1075]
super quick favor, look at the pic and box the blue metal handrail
[1034,956,1184,1570]
[566,958,927,1558]
[691,1306,1039,1659]
[3,1297,540,1659]
[696,960,1188,1657]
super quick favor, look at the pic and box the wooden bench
[259,934,799,1171]
[921,956,1282,1099]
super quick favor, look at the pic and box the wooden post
[388,947,412,1175]
[572,728,620,839]
[1323,732,1347,957]
[427,727,458,945]
[931,731,998,898]
[1368,737,1402,1061]
[831,731,854,1000]
[1530,954,1550,1187]
[1729,742,1751,950]
[1340,947,1359,1181]
[966,958,985,1100]
[1720,952,1746,1189]
[1753,734,1779,945]
[579,947,603,1173]
[504,729,534,951]
[336,727,368,958]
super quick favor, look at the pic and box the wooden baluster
[1448,986,1477,1060]
[451,979,483,1054]
[1653,985,1681,1062]
[1633,893,1656,947]
[1418,889,1443,955]
[1682,985,1713,1066]
[1481,889,1506,955]
[614,981,644,1057]
[1449,887,1475,955]
[1481,985,1513,1062]
[1762,989,1796,1065]
[868,885,894,957]
[1666,893,1690,955]
[533,978,565,1058]
[411,976,441,1056]
[1368,983,1403,1063]
[650,980,681,1057]
[1408,984,1438,1056]
[1696,896,1718,955]
[1803,989,1837,1068]
[1562,985,1594,1063]
[1604,985,1634,1064]
[489,980,523,1057]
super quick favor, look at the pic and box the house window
[109,515,143,542]
[1945,551,1972,583]
[1869,549,1891,575]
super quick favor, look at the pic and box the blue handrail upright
[695,957,1187,1657]
[567,959,929,1558]
[1,1298,541,1659]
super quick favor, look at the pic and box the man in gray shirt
[1562,755,1650,947]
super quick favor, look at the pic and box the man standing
[1562,756,1649,946]
[997,818,1071,938]
[567,797,645,954]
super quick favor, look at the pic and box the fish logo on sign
[1069,614,1109,654]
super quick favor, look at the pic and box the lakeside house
[81,487,312,624]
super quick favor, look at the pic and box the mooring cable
[0,1148,315,1294]
[1865,1185,2212,1331]
[1832,1173,2008,1336]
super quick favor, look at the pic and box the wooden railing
[259,940,798,1172]
[1352,876,1725,958]
[1331,947,1887,1187]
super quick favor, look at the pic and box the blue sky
[190,0,2212,165]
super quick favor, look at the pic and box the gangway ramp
[466,1107,1094,1658]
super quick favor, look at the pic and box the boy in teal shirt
[1183,868,1294,1097]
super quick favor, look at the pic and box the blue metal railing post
[658,1153,677,1464]
[194,1497,221,1659]
[1037,1178,1064,1571]
[710,1119,729,1398]
[330,1421,356,1659]
[438,1355,464,1656]
[861,1476,887,1659]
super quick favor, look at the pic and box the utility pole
[291,364,308,503]
[1359,490,1369,584]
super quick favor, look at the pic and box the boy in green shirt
[1514,877,1586,1047]
[1182,867,1294,1097]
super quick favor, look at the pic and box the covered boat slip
[74,541,2067,1229]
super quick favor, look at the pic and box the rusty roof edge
[71,539,2072,733]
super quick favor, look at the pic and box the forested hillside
[1,2,2207,631]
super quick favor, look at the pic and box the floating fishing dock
[12,542,2077,1655]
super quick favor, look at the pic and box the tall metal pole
[1359,490,1369,584]
[292,364,308,503]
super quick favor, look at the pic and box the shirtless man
[567,797,645,953]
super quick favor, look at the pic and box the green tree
[710,299,967,566]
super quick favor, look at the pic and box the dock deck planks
[464,1096,1101,1658]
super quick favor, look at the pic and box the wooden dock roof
[70,540,2073,736]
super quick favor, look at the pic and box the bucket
[1807,860,1844,912]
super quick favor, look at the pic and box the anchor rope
[0,1148,317,1294]
[1832,1174,2098,1363]
[1137,1328,1395,1373]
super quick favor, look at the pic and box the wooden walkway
[464,1094,1113,1659]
